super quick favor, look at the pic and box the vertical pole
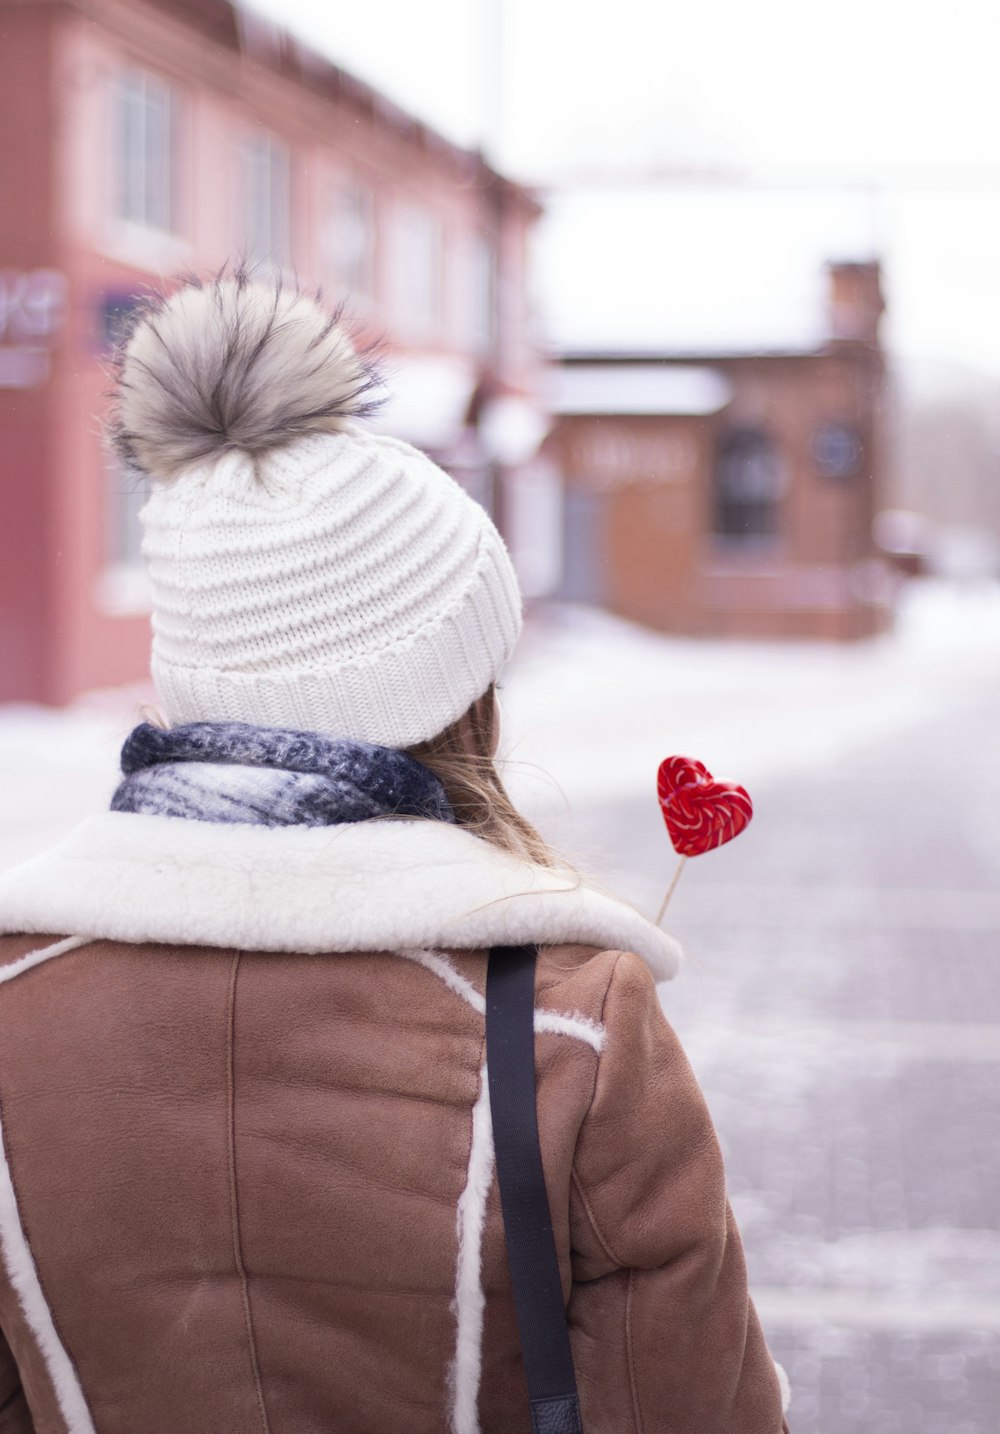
[656,856,687,925]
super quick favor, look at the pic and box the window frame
[332,176,377,301]
[115,66,176,234]
[712,426,786,548]
[240,131,292,270]
[389,199,443,342]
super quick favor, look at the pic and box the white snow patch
[499,581,1000,839]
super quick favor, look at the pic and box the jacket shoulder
[535,942,645,1029]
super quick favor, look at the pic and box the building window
[812,422,864,481]
[116,69,175,232]
[389,203,441,341]
[714,428,785,543]
[456,230,495,354]
[240,133,290,268]
[100,292,145,351]
[332,180,376,299]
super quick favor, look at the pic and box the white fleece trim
[0,949,97,1432]
[400,948,486,1013]
[534,1008,605,1054]
[0,935,91,986]
[399,949,606,1054]
[0,813,680,981]
[775,1360,791,1413]
[406,946,602,1433]
[449,1061,494,1434]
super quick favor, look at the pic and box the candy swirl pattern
[657,755,753,857]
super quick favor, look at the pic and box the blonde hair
[406,686,557,868]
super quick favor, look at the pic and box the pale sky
[244,0,1000,377]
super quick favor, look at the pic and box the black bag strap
[486,945,584,1434]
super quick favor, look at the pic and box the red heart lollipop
[657,755,753,857]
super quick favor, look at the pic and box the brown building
[0,0,541,705]
[541,188,892,640]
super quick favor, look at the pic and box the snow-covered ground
[501,579,1000,860]
[0,579,997,872]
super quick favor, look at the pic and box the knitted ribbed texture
[140,429,522,747]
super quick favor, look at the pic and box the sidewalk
[502,582,1000,1434]
[664,693,999,1433]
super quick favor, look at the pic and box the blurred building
[886,360,1000,582]
[541,187,892,640]
[0,0,543,705]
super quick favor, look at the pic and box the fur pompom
[111,267,383,480]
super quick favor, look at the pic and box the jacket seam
[226,951,272,1434]
[625,1269,644,1434]
[0,1382,26,1416]
[569,952,629,1270]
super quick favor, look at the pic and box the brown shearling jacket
[0,813,789,1434]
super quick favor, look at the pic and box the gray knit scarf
[111,721,455,828]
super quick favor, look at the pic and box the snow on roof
[549,363,732,416]
[535,184,880,357]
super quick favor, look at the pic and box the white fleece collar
[0,813,681,982]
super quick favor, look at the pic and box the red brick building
[541,188,893,640]
[0,0,542,704]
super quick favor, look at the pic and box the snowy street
[2,580,999,1431]
[506,581,1000,1434]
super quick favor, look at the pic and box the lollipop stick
[655,856,687,925]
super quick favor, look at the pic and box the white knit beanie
[112,271,522,748]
